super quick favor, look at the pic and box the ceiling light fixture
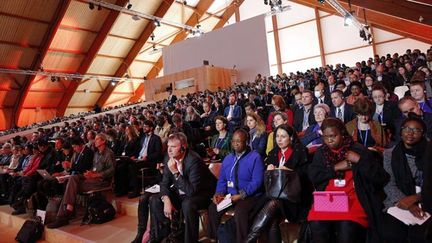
[153,19,161,27]
[131,15,140,21]
[323,0,373,43]
[85,0,203,35]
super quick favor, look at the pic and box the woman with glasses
[382,116,431,243]
[346,98,387,153]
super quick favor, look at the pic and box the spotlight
[183,1,187,5]
[98,4,102,10]
[196,24,201,29]
[153,19,161,27]
[150,33,155,41]
[127,3,132,9]
[132,15,140,21]
[89,2,94,10]
[152,45,157,51]
[344,13,353,26]
[317,0,325,4]
[111,80,116,86]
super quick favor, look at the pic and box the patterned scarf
[321,135,355,167]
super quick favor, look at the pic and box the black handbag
[264,169,301,203]
[15,216,44,243]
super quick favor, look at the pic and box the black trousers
[309,220,366,243]
[382,213,431,243]
[148,192,211,243]
[136,192,154,232]
[208,196,264,243]
[128,160,155,192]
[13,175,38,209]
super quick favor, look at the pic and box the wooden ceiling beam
[95,0,176,107]
[291,0,432,43]
[56,0,130,117]
[128,0,244,103]
[339,0,432,26]
[12,0,72,128]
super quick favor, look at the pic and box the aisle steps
[0,196,139,243]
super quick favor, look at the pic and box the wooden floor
[0,196,140,243]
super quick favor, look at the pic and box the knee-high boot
[245,199,281,243]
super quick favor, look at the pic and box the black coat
[266,143,312,221]
[71,146,94,174]
[330,103,356,124]
[308,143,389,243]
[139,134,163,165]
[160,150,217,198]
[293,106,316,132]
[422,141,432,214]
[122,138,141,158]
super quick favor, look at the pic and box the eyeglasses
[401,126,423,134]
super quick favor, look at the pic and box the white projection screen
[163,15,270,84]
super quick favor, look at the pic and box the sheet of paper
[37,210,46,224]
[387,206,430,225]
[217,194,232,212]
[145,184,160,193]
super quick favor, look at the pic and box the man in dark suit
[143,133,216,243]
[329,90,356,124]
[293,90,316,132]
[128,120,163,198]
[224,91,242,133]
[314,81,332,107]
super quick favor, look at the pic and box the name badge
[227,181,234,188]
[334,179,346,187]
[416,186,422,194]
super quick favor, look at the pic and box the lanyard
[358,129,369,147]
[229,151,249,183]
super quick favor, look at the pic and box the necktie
[337,107,343,121]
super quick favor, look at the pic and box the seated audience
[308,118,389,243]
[47,133,115,228]
[207,116,232,160]
[266,95,294,132]
[294,91,316,132]
[382,116,431,243]
[301,103,330,150]
[154,112,172,144]
[208,129,265,243]
[266,112,289,155]
[128,120,162,198]
[346,98,387,152]
[410,81,432,113]
[330,90,356,124]
[393,96,432,143]
[132,133,216,243]
[247,124,311,242]
[224,91,243,133]
[245,113,268,157]
[346,81,365,105]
